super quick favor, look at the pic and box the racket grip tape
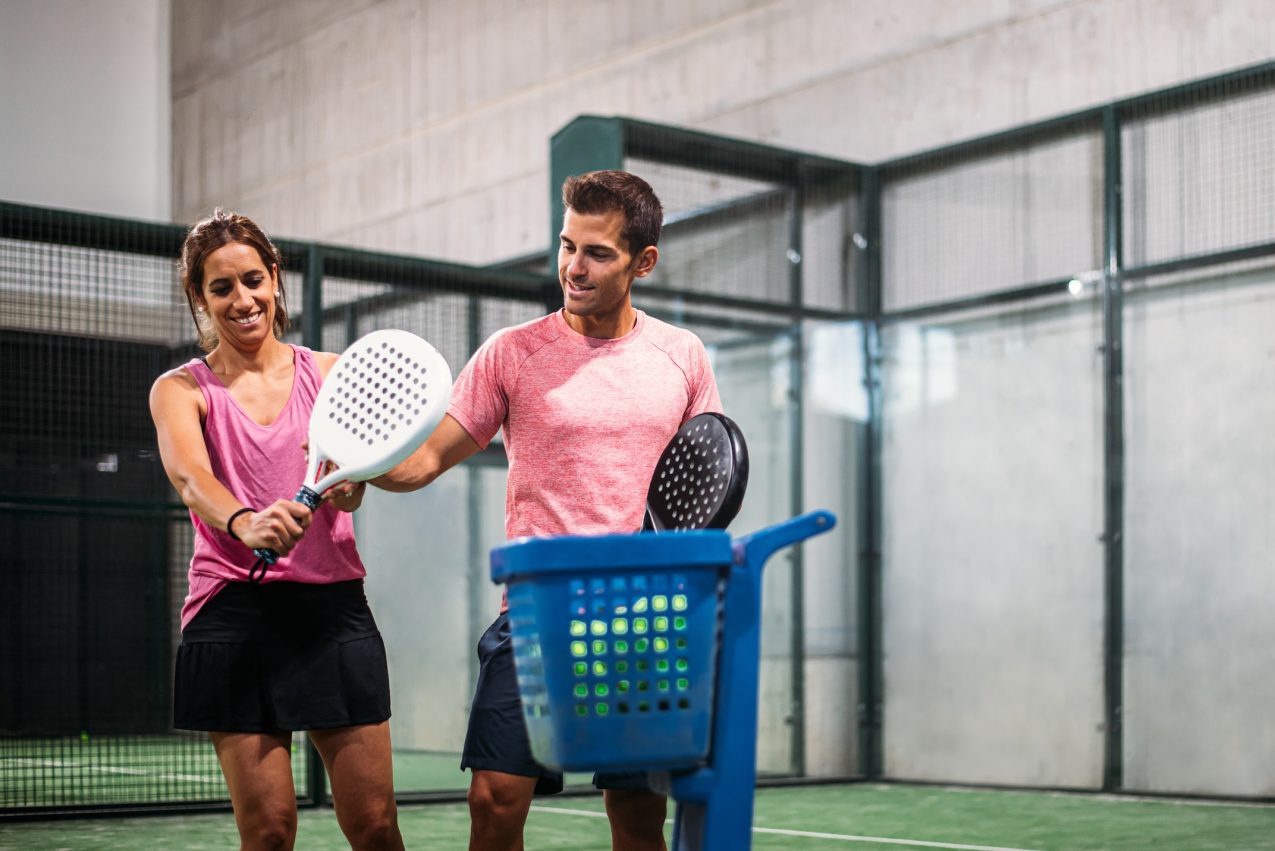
[293,485,322,511]
[250,486,324,566]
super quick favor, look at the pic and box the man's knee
[605,788,668,850]
[468,771,535,828]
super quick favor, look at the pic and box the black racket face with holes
[643,412,749,532]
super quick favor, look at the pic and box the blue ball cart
[491,509,837,850]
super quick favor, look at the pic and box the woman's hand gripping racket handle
[250,489,325,567]
[245,329,453,580]
[249,439,358,573]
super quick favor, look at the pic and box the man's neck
[563,305,638,340]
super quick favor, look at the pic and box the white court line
[4,757,222,784]
[532,806,609,819]
[530,806,1042,851]
[752,827,1041,851]
[7,758,71,767]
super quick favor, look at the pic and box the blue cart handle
[732,510,837,571]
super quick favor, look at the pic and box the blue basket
[491,530,733,773]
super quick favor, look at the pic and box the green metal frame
[5,57,1275,815]
[866,60,1275,794]
[0,200,552,817]
[547,58,1275,792]
[550,114,864,780]
[855,166,884,780]
[1100,104,1126,792]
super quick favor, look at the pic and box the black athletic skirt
[173,579,391,733]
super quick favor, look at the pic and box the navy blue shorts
[173,579,391,733]
[460,612,653,794]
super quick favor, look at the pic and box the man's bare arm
[371,414,482,492]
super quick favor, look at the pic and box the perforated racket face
[644,412,749,532]
[309,329,452,483]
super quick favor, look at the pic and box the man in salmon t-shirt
[377,170,721,850]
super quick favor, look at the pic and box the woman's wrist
[226,507,255,541]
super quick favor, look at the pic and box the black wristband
[226,507,254,542]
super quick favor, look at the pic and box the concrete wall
[161,0,1275,789]
[170,0,1274,259]
[0,0,170,221]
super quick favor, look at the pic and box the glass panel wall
[1121,266,1275,797]
[879,296,1106,787]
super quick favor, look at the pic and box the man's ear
[632,245,659,279]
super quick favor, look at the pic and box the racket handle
[250,486,324,566]
[292,485,322,511]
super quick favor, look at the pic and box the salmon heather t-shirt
[447,309,722,542]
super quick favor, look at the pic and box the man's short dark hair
[562,170,663,255]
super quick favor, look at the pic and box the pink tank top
[180,345,365,628]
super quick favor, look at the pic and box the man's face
[557,207,656,335]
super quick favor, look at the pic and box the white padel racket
[250,328,452,576]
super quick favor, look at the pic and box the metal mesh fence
[1123,71,1275,270]
[626,156,794,305]
[0,239,183,344]
[1114,67,1275,799]
[880,120,1104,312]
[5,59,1275,817]
[0,203,551,815]
[600,125,864,778]
[0,208,309,814]
[870,64,1275,796]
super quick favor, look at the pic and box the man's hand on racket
[233,500,313,556]
[304,451,365,513]
[317,458,365,512]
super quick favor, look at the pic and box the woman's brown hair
[178,209,289,351]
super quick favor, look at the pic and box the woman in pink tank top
[149,210,404,849]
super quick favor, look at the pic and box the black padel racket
[250,329,452,574]
[643,412,749,532]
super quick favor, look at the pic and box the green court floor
[3,783,1273,850]
[0,737,592,809]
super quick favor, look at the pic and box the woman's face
[197,241,279,350]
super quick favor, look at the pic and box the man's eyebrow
[560,234,618,253]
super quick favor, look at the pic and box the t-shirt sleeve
[684,338,723,422]
[446,332,512,450]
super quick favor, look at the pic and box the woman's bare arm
[149,368,311,554]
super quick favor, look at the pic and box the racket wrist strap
[226,507,255,542]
